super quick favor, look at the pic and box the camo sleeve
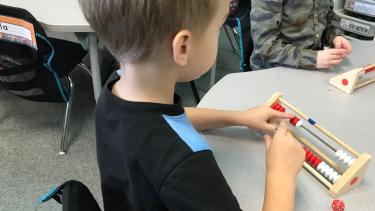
[250,0,318,70]
[322,3,344,47]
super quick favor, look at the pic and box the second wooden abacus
[265,92,372,198]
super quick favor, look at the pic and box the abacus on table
[266,92,372,198]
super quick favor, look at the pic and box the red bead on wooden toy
[271,103,278,110]
[364,64,375,74]
[271,102,286,113]
[306,151,313,161]
[289,116,300,127]
[312,157,321,168]
[310,155,317,164]
[331,199,345,211]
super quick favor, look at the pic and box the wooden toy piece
[329,64,375,94]
[265,92,372,198]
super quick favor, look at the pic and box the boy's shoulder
[95,76,212,183]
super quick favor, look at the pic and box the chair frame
[59,62,91,155]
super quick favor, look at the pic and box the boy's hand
[316,48,347,69]
[333,36,352,54]
[239,105,293,134]
[264,121,305,177]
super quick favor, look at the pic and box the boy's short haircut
[79,0,218,62]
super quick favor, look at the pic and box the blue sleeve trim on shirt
[162,113,210,152]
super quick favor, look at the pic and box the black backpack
[0,4,86,102]
[39,180,101,211]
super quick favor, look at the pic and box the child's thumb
[263,135,272,151]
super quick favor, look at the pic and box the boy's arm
[185,107,241,131]
[185,106,292,132]
[262,122,305,211]
[322,3,344,47]
[250,0,317,70]
[263,171,296,211]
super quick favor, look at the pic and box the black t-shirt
[95,78,242,211]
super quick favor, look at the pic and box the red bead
[279,107,286,112]
[312,158,321,168]
[290,117,300,126]
[306,151,313,161]
[271,103,278,110]
[331,199,345,211]
[310,155,317,164]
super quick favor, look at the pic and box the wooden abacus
[329,64,375,94]
[266,92,372,198]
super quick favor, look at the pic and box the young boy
[79,0,305,210]
[250,0,353,70]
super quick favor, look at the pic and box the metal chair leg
[189,81,200,104]
[59,75,74,155]
[77,62,92,77]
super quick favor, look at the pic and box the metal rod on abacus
[278,97,361,157]
[291,131,340,171]
[301,125,337,152]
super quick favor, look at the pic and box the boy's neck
[113,62,177,105]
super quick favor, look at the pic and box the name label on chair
[0,15,37,49]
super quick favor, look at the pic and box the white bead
[317,162,325,171]
[344,156,352,165]
[321,165,330,175]
[335,150,344,158]
[296,120,303,127]
[329,171,338,181]
[340,152,348,161]
[325,168,334,177]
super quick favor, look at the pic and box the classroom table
[198,39,375,210]
[1,0,103,101]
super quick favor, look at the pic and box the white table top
[198,39,375,210]
[0,0,92,32]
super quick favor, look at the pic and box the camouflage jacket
[250,0,344,70]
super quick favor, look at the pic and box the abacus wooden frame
[329,64,375,94]
[265,92,372,198]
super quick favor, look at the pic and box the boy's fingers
[271,110,294,119]
[328,54,344,60]
[328,48,347,55]
[334,40,342,49]
[264,124,277,134]
[276,120,288,135]
[343,42,352,52]
[328,59,342,65]
[263,135,272,151]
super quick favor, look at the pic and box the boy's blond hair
[79,0,218,62]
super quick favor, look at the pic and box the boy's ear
[172,29,192,66]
